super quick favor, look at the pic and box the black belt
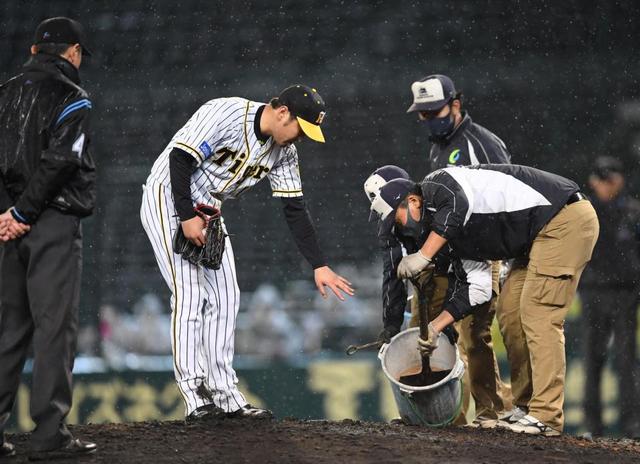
[567,192,588,204]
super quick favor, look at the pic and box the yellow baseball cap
[278,85,326,143]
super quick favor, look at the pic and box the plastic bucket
[379,327,465,426]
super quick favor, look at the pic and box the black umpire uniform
[0,18,96,455]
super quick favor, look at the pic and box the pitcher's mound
[7,418,640,463]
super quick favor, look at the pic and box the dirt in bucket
[397,364,450,387]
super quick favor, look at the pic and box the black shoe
[28,438,96,461]
[0,440,15,457]
[186,404,225,423]
[226,404,273,419]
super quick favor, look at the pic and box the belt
[566,191,588,204]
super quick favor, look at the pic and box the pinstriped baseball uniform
[140,97,303,414]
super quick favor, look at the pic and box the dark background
[2,0,640,318]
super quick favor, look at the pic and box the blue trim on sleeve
[10,207,28,224]
[56,99,92,125]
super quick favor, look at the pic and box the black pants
[0,209,82,450]
[582,287,639,436]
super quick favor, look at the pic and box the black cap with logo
[34,17,92,56]
[278,85,326,143]
[407,74,456,113]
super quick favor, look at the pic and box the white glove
[397,251,432,279]
[417,323,440,357]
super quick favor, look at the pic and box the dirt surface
[6,418,640,463]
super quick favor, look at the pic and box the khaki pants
[497,200,599,431]
[410,266,511,423]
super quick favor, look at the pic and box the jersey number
[72,133,85,159]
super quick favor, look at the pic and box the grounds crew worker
[371,164,598,436]
[365,165,510,428]
[389,73,513,426]
[0,17,97,458]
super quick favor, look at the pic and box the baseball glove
[173,204,226,269]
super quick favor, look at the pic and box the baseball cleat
[28,438,97,461]
[186,404,225,423]
[508,414,561,437]
[226,404,273,419]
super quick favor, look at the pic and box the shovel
[398,273,435,386]
[345,340,383,356]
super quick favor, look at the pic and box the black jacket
[422,164,579,260]
[0,53,95,223]
[429,112,511,171]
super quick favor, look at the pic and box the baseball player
[140,85,354,421]
[365,165,509,428]
[374,164,598,436]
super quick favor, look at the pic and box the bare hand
[0,210,30,242]
[181,215,206,247]
[314,266,355,301]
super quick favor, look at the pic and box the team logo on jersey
[239,164,270,183]
[199,141,212,157]
[448,149,461,164]
[315,111,326,125]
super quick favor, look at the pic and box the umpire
[0,17,97,458]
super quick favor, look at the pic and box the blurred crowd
[80,263,384,364]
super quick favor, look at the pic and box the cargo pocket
[529,265,574,308]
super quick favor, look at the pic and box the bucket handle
[377,342,388,361]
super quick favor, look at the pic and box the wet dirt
[398,364,450,387]
[5,418,640,463]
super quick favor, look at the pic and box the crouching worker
[365,165,511,427]
[373,164,598,436]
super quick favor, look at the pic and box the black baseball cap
[407,74,456,113]
[278,85,326,143]
[34,17,92,56]
[370,178,418,236]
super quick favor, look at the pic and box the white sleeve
[170,99,246,165]
[268,145,303,198]
[445,258,493,320]
[461,259,493,306]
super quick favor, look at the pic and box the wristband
[10,207,29,224]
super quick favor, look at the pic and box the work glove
[398,251,433,280]
[417,322,439,357]
[377,325,400,345]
